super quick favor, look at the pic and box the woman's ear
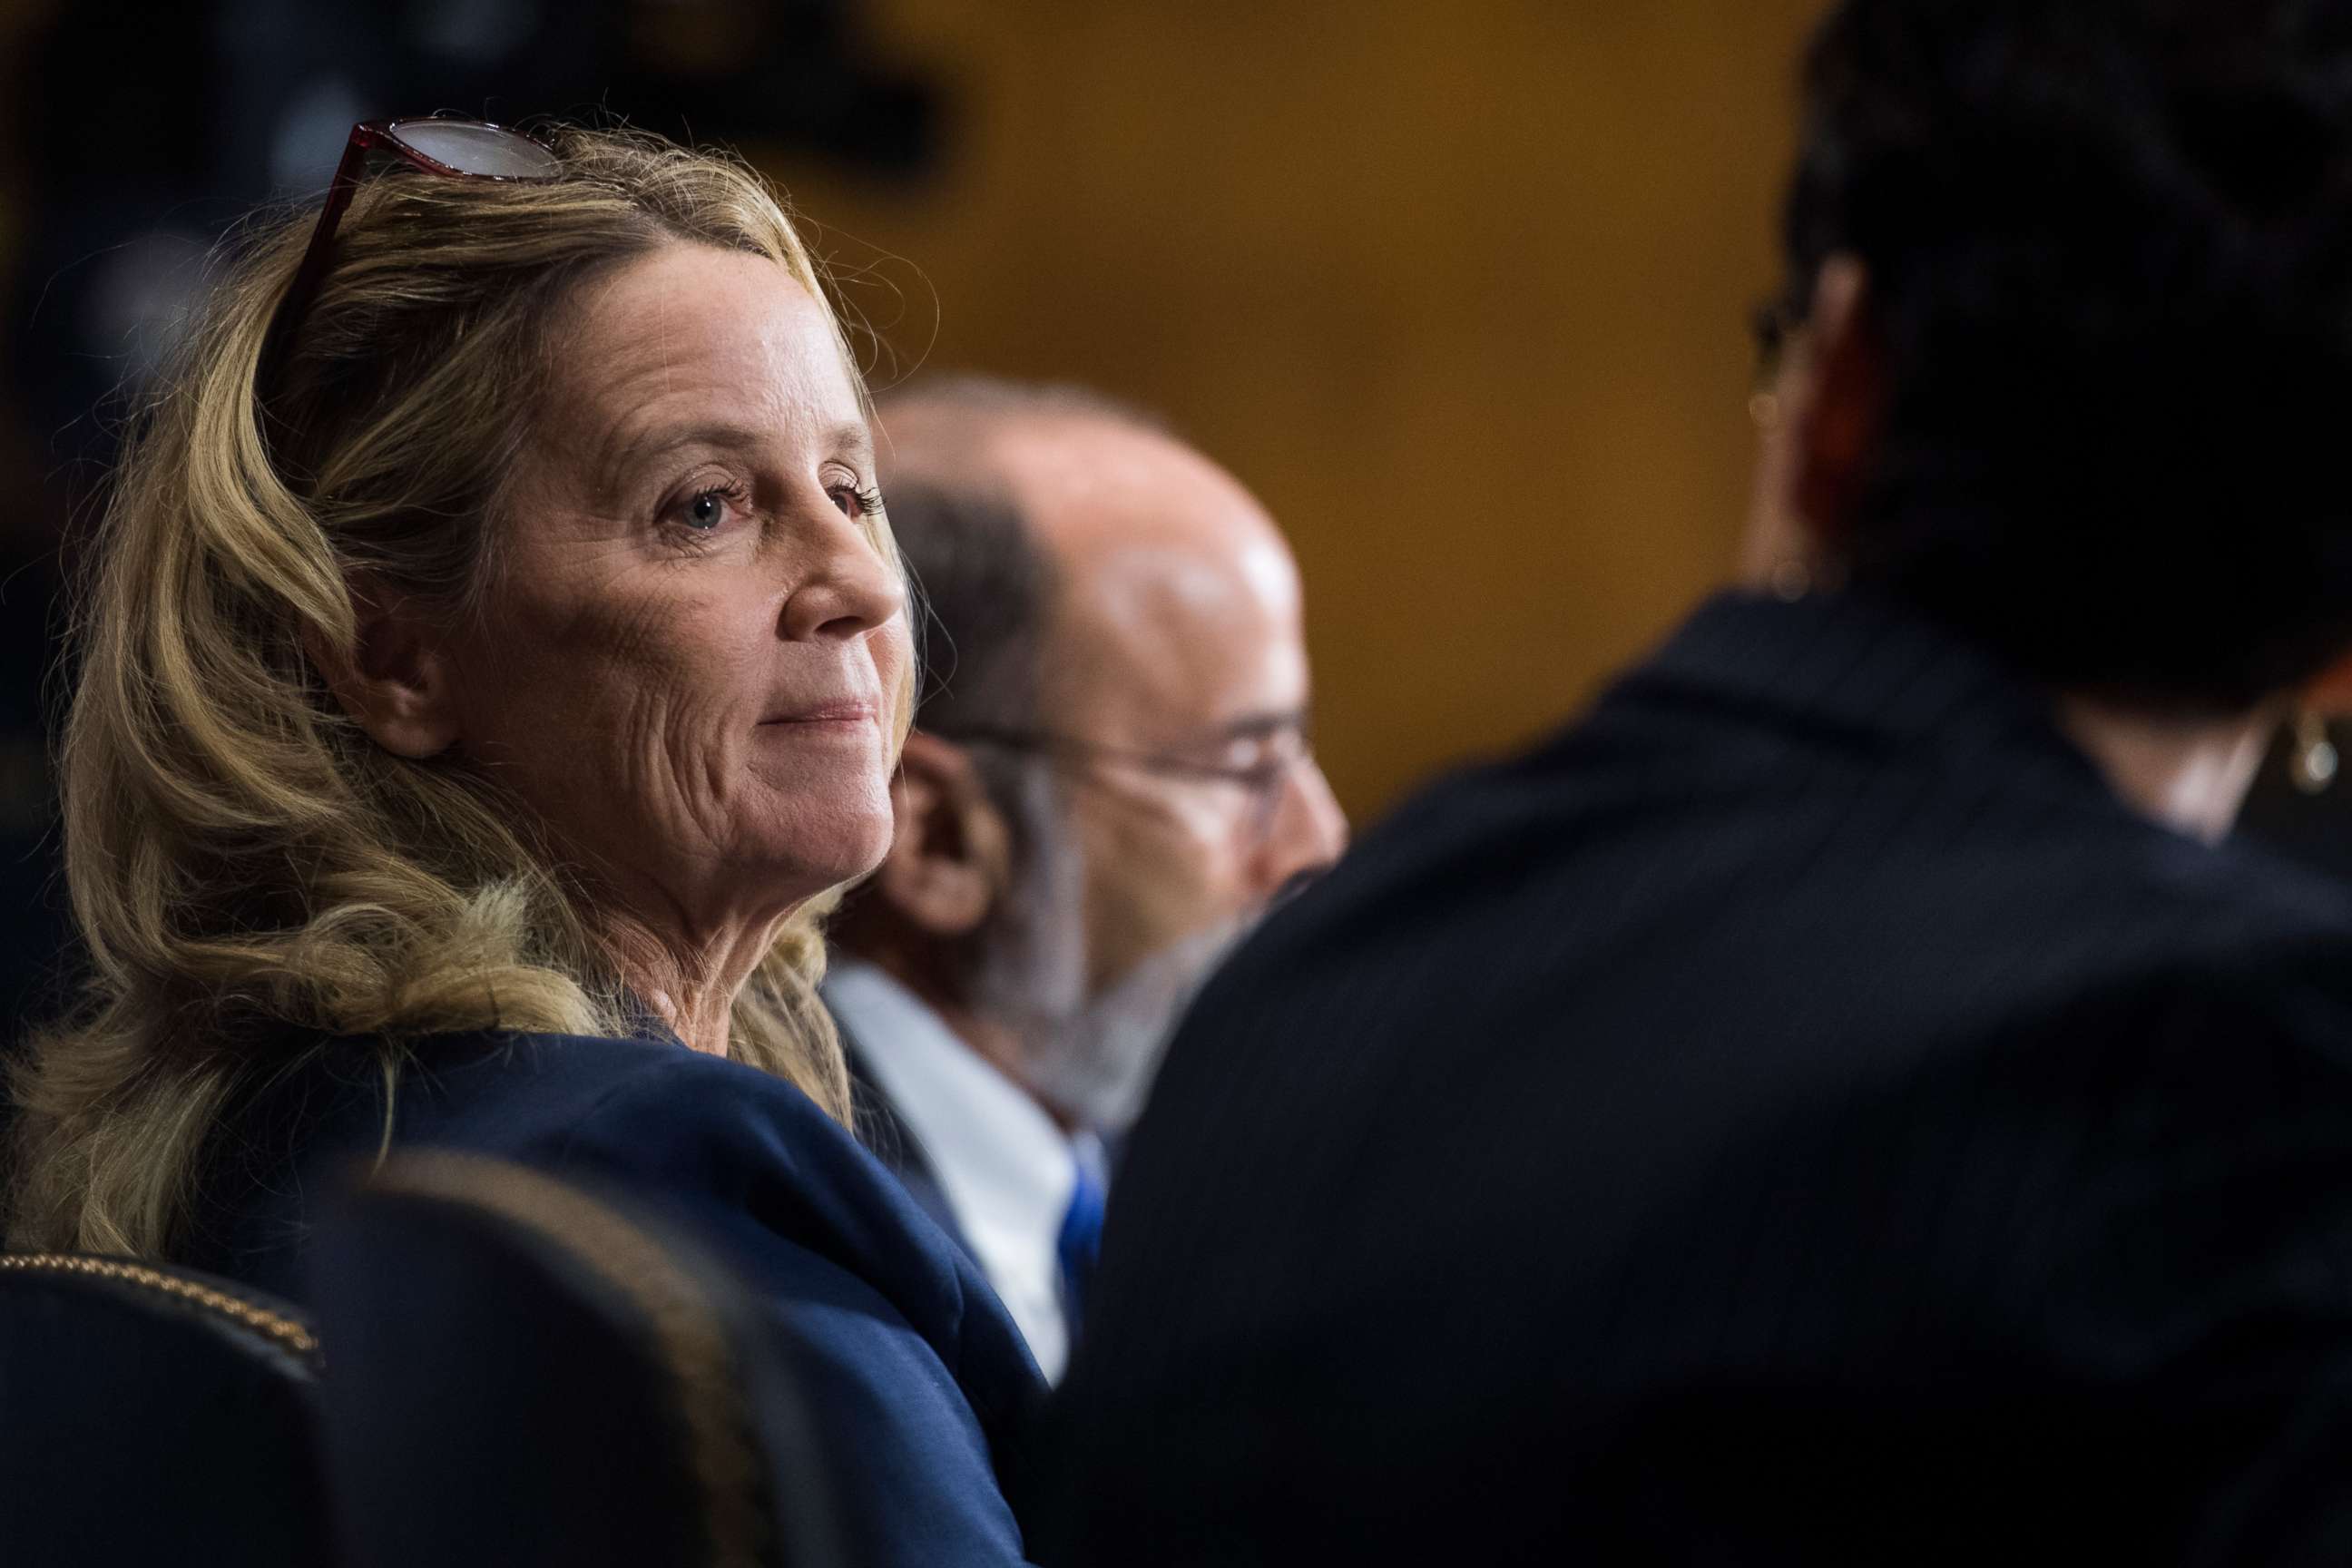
[301,577,463,759]
[873,730,1014,939]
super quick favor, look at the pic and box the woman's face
[446,241,908,938]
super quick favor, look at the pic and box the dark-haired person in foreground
[829,377,1345,1380]
[1036,2,2352,1561]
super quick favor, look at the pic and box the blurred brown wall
[762,0,1831,818]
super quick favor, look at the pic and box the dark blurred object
[2239,718,2352,889]
[12,0,940,511]
[0,1252,328,1566]
[314,1151,845,1568]
[0,547,72,1039]
[1039,591,2352,1564]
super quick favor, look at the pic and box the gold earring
[2292,711,2338,795]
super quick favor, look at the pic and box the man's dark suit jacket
[185,1027,1044,1566]
[842,1026,968,1250]
[1036,589,2352,1566]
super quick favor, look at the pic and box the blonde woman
[5,118,1041,1563]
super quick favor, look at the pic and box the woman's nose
[780,511,907,643]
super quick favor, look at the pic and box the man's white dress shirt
[826,958,1093,1380]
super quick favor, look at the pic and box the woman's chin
[744,801,897,898]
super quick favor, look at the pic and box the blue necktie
[1056,1160,1107,1343]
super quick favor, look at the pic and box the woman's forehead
[552,244,866,448]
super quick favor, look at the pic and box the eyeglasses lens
[390,121,561,179]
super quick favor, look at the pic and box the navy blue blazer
[185,1028,1045,1566]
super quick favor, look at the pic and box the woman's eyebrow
[597,420,772,487]
[599,419,876,486]
[830,419,876,467]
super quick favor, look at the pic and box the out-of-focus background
[26,0,2331,1016]
[0,0,1821,802]
[781,1,1825,813]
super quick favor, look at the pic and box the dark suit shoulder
[1063,595,2352,1564]
[841,1031,967,1249]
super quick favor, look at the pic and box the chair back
[0,1252,329,1566]
[312,1150,843,1568]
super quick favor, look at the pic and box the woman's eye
[682,488,733,531]
[831,484,884,519]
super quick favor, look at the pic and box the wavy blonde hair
[6,124,910,1257]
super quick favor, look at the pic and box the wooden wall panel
[765,0,1825,816]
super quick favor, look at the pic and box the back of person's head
[1785,0,2352,710]
[10,124,886,1256]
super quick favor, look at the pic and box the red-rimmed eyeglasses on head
[261,116,563,392]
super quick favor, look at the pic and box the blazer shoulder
[387,1034,1046,1565]
[414,1034,1040,1422]
[412,1032,942,1273]
[385,1030,867,1190]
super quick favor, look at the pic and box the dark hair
[1786,0,2352,709]
[889,479,1056,740]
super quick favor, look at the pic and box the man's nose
[1254,758,1348,896]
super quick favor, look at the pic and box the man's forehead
[1063,530,1296,628]
[964,421,1285,612]
[985,417,1230,524]
[1043,514,1309,736]
[880,401,1309,727]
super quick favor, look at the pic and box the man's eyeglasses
[942,723,1316,844]
[260,116,563,397]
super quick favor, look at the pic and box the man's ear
[301,577,463,760]
[873,730,1014,939]
[1788,254,1882,556]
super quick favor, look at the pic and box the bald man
[826,376,1346,1379]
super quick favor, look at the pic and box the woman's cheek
[875,621,916,717]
